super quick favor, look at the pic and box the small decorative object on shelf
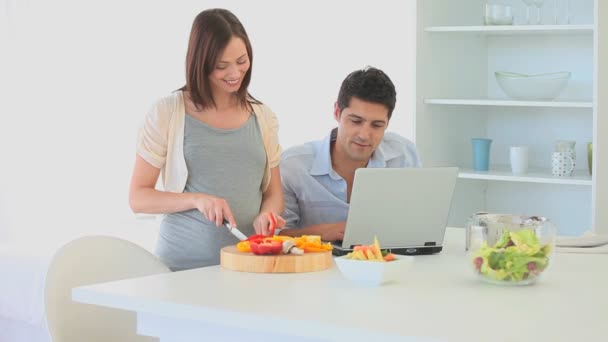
[472,138,493,171]
[555,140,576,163]
[552,151,575,176]
[510,146,529,175]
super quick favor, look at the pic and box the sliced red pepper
[249,239,282,255]
[247,234,266,242]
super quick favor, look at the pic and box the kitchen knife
[223,219,247,241]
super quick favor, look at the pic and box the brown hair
[180,9,258,110]
[337,66,396,120]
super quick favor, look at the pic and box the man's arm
[279,222,345,242]
[279,167,346,242]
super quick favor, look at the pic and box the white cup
[510,146,529,175]
[552,152,575,176]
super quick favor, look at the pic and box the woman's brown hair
[180,9,258,110]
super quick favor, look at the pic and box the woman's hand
[253,212,286,236]
[192,193,236,227]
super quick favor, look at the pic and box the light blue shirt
[280,128,421,229]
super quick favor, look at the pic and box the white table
[73,229,608,342]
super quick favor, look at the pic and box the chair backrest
[44,235,170,342]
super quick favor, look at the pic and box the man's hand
[279,222,345,241]
[319,222,345,242]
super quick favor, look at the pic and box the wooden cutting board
[220,246,333,273]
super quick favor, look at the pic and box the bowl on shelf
[484,16,514,25]
[466,213,556,286]
[484,3,514,25]
[334,255,413,287]
[495,71,571,101]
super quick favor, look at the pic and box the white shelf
[424,25,594,35]
[424,98,594,108]
[458,165,592,185]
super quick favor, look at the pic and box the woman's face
[208,36,250,97]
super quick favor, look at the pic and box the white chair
[44,235,170,342]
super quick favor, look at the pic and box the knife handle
[222,218,235,229]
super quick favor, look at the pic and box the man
[279,66,421,242]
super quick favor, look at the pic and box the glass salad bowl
[495,71,571,101]
[466,213,556,286]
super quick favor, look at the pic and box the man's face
[334,97,389,163]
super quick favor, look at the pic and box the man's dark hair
[336,66,397,119]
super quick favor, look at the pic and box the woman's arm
[129,155,237,227]
[253,166,285,235]
[260,166,284,214]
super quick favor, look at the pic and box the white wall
[0,0,416,240]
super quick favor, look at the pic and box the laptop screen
[338,167,458,250]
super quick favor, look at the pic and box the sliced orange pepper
[236,241,251,252]
[270,235,291,242]
[301,241,333,253]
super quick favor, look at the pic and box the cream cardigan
[136,91,281,193]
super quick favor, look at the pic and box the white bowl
[495,71,571,101]
[484,16,514,25]
[484,4,513,25]
[334,255,413,286]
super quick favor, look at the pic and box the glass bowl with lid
[466,213,556,286]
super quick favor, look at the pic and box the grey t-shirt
[156,114,266,271]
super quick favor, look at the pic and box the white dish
[484,16,514,25]
[484,4,513,25]
[334,255,413,286]
[495,71,571,101]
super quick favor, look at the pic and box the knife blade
[223,219,247,241]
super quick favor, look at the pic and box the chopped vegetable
[472,229,551,282]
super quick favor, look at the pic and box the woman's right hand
[193,193,237,228]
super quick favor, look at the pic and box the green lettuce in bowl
[471,229,553,285]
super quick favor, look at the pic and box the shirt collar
[367,143,387,168]
[309,128,387,177]
[310,128,338,178]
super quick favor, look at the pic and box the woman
[129,8,284,271]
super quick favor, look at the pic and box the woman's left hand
[253,212,286,236]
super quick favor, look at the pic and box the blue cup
[472,138,492,171]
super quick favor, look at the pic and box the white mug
[552,152,575,176]
[510,146,529,175]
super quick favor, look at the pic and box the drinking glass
[522,0,534,24]
[533,0,544,24]
[554,0,558,24]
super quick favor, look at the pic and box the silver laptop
[332,167,458,256]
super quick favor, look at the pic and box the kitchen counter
[72,228,608,342]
